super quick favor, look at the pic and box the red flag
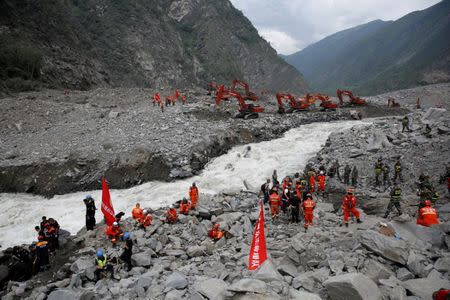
[101,177,115,226]
[248,200,267,270]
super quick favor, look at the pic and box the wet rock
[165,271,188,290]
[324,273,381,300]
[401,278,450,300]
[360,230,409,264]
[228,278,267,293]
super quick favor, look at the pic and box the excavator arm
[336,89,366,106]
[276,93,309,113]
[217,86,264,119]
[231,79,259,101]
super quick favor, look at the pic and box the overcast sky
[229,0,441,55]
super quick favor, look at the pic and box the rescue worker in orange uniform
[208,223,225,241]
[269,189,282,219]
[309,173,316,193]
[132,203,143,220]
[181,95,186,105]
[138,210,152,230]
[189,183,199,209]
[179,198,191,215]
[105,222,123,244]
[317,171,326,194]
[166,205,178,224]
[153,93,161,106]
[342,188,362,227]
[302,193,316,230]
[417,200,439,227]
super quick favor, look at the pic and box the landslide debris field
[1,83,448,196]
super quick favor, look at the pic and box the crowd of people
[152,89,188,112]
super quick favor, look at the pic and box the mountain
[283,1,450,95]
[0,0,308,93]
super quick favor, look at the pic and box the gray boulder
[388,221,446,248]
[421,108,447,123]
[362,259,394,282]
[396,268,414,281]
[407,251,432,277]
[165,271,188,290]
[292,273,315,291]
[360,230,409,264]
[289,289,322,300]
[47,289,79,300]
[194,278,230,300]
[402,278,450,300]
[434,256,450,272]
[131,252,152,267]
[186,245,206,258]
[254,260,283,282]
[324,273,381,300]
[227,278,267,293]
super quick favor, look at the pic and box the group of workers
[152,89,187,112]
[30,216,60,274]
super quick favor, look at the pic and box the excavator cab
[216,84,264,119]
[336,89,366,106]
[276,93,309,114]
[231,79,259,101]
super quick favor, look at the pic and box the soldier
[393,159,403,183]
[351,166,358,186]
[402,116,410,133]
[329,160,341,180]
[374,158,383,186]
[384,185,402,218]
[343,164,351,185]
[383,164,390,186]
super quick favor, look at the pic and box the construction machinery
[336,89,366,106]
[231,79,259,101]
[307,93,339,110]
[216,85,264,119]
[276,93,309,113]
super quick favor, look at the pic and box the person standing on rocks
[342,188,362,227]
[34,236,50,272]
[189,183,199,209]
[416,200,439,227]
[288,188,301,223]
[120,233,133,271]
[300,175,308,200]
[402,116,411,133]
[132,203,143,222]
[83,195,96,231]
[309,172,316,193]
[260,179,271,204]
[351,166,358,186]
[329,160,341,180]
[374,158,383,186]
[384,185,402,218]
[343,164,351,185]
[317,171,326,195]
[302,193,316,230]
[269,189,281,220]
[383,164,390,186]
[393,159,403,183]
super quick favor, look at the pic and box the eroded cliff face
[0,0,308,93]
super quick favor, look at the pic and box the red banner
[101,177,115,226]
[248,200,267,270]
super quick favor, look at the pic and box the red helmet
[424,200,432,206]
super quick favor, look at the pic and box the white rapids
[0,120,366,248]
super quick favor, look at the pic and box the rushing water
[0,120,366,248]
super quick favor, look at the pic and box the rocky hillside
[0,0,308,93]
[283,0,450,95]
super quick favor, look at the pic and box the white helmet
[284,189,289,193]
[143,209,148,215]
[320,171,324,175]
[169,205,174,209]
[113,222,118,226]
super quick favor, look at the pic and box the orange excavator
[307,93,339,110]
[231,79,259,101]
[216,85,264,119]
[276,93,309,113]
[336,89,366,106]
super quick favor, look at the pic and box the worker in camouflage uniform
[374,158,383,186]
[343,164,351,185]
[384,186,402,218]
[393,159,403,183]
[351,166,358,186]
[402,116,410,133]
[383,164,390,186]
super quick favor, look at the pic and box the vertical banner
[101,177,115,226]
[248,200,268,270]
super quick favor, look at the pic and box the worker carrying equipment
[416,200,439,227]
[342,188,362,227]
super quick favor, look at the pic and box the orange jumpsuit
[132,207,143,220]
[139,215,152,228]
[153,93,161,105]
[189,186,199,209]
[166,208,178,224]
[179,202,191,215]
[302,198,316,228]
[417,206,439,227]
[105,225,123,243]
[309,175,316,193]
[317,175,325,192]
[209,225,224,240]
[342,194,360,224]
[269,193,281,218]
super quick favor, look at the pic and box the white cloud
[230,0,441,54]
[258,28,300,55]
